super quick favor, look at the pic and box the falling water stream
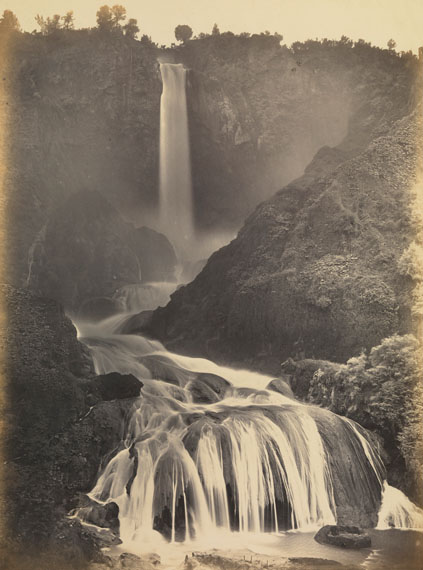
[74,285,423,568]
[159,63,194,255]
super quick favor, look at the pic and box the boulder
[92,372,143,401]
[266,377,295,399]
[77,498,120,533]
[187,380,220,404]
[314,525,371,549]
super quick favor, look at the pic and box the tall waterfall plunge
[159,63,194,254]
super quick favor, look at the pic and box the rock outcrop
[314,525,371,549]
[0,284,140,566]
[148,110,420,369]
[26,190,176,312]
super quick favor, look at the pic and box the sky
[4,0,423,53]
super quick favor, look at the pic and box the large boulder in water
[27,190,176,312]
[90,372,143,401]
[314,525,371,549]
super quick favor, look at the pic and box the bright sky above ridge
[5,0,423,53]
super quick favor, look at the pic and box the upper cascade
[159,63,194,256]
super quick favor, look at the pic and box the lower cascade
[77,316,423,555]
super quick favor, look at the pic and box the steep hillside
[148,108,421,370]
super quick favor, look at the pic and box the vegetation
[174,24,193,43]
[0,9,20,32]
[307,334,423,499]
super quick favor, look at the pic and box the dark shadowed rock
[77,498,120,534]
[195,373,231,397]
[131,226,177,283]
[92,372,143,401]
[266,377,295,399]
[1,284,138,564]
[314,525,371,549]
[187,380,220,404]
[26,191,177,312]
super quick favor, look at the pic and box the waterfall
[159,63,194,254]
[77,316,409,555]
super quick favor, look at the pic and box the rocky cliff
[148,108,421,370]
[0,284,143,568]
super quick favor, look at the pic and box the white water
[76,316,406,560]
[377,482,423,530]
[159,63,194,254]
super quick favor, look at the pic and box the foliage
[123,17,139,39]
[397,241,423,281]
[387,38,397,50]
[212,23,220,36]
[62,11,74,30]
[309,334,423,495]
[111,4,126,27]
[96,5,114,32]
[0,9,20,32]
[175,24,193,43]
[35,13,61,35]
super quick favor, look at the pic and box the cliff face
[181,36,419,231]
[5,32,161,285]
[148,109,420,370]
[1,284,143,566]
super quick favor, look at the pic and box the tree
[211,23,220,36]
[111,5,126,27]
[174,24,193,43]
[387,38,396,51]
[35,14,61,35]
[96,5,114,32]
[123,18,139,39]
[62,11,74,30]
[0,9,20,32]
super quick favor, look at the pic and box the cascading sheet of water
[159,63,194,254]
[377,482,423,530]
[77,315,401,558]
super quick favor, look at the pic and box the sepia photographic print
[0,1,422,569]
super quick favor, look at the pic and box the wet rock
[92,372,143,401]
[77,498,120,533]
[314,525,371,549]
[196,373,231,397]
[188,373,231,403]
[187,380,220,404]
[266,377,295,399]
[119,552,160,569]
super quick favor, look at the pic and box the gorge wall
[4,31,420,287]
